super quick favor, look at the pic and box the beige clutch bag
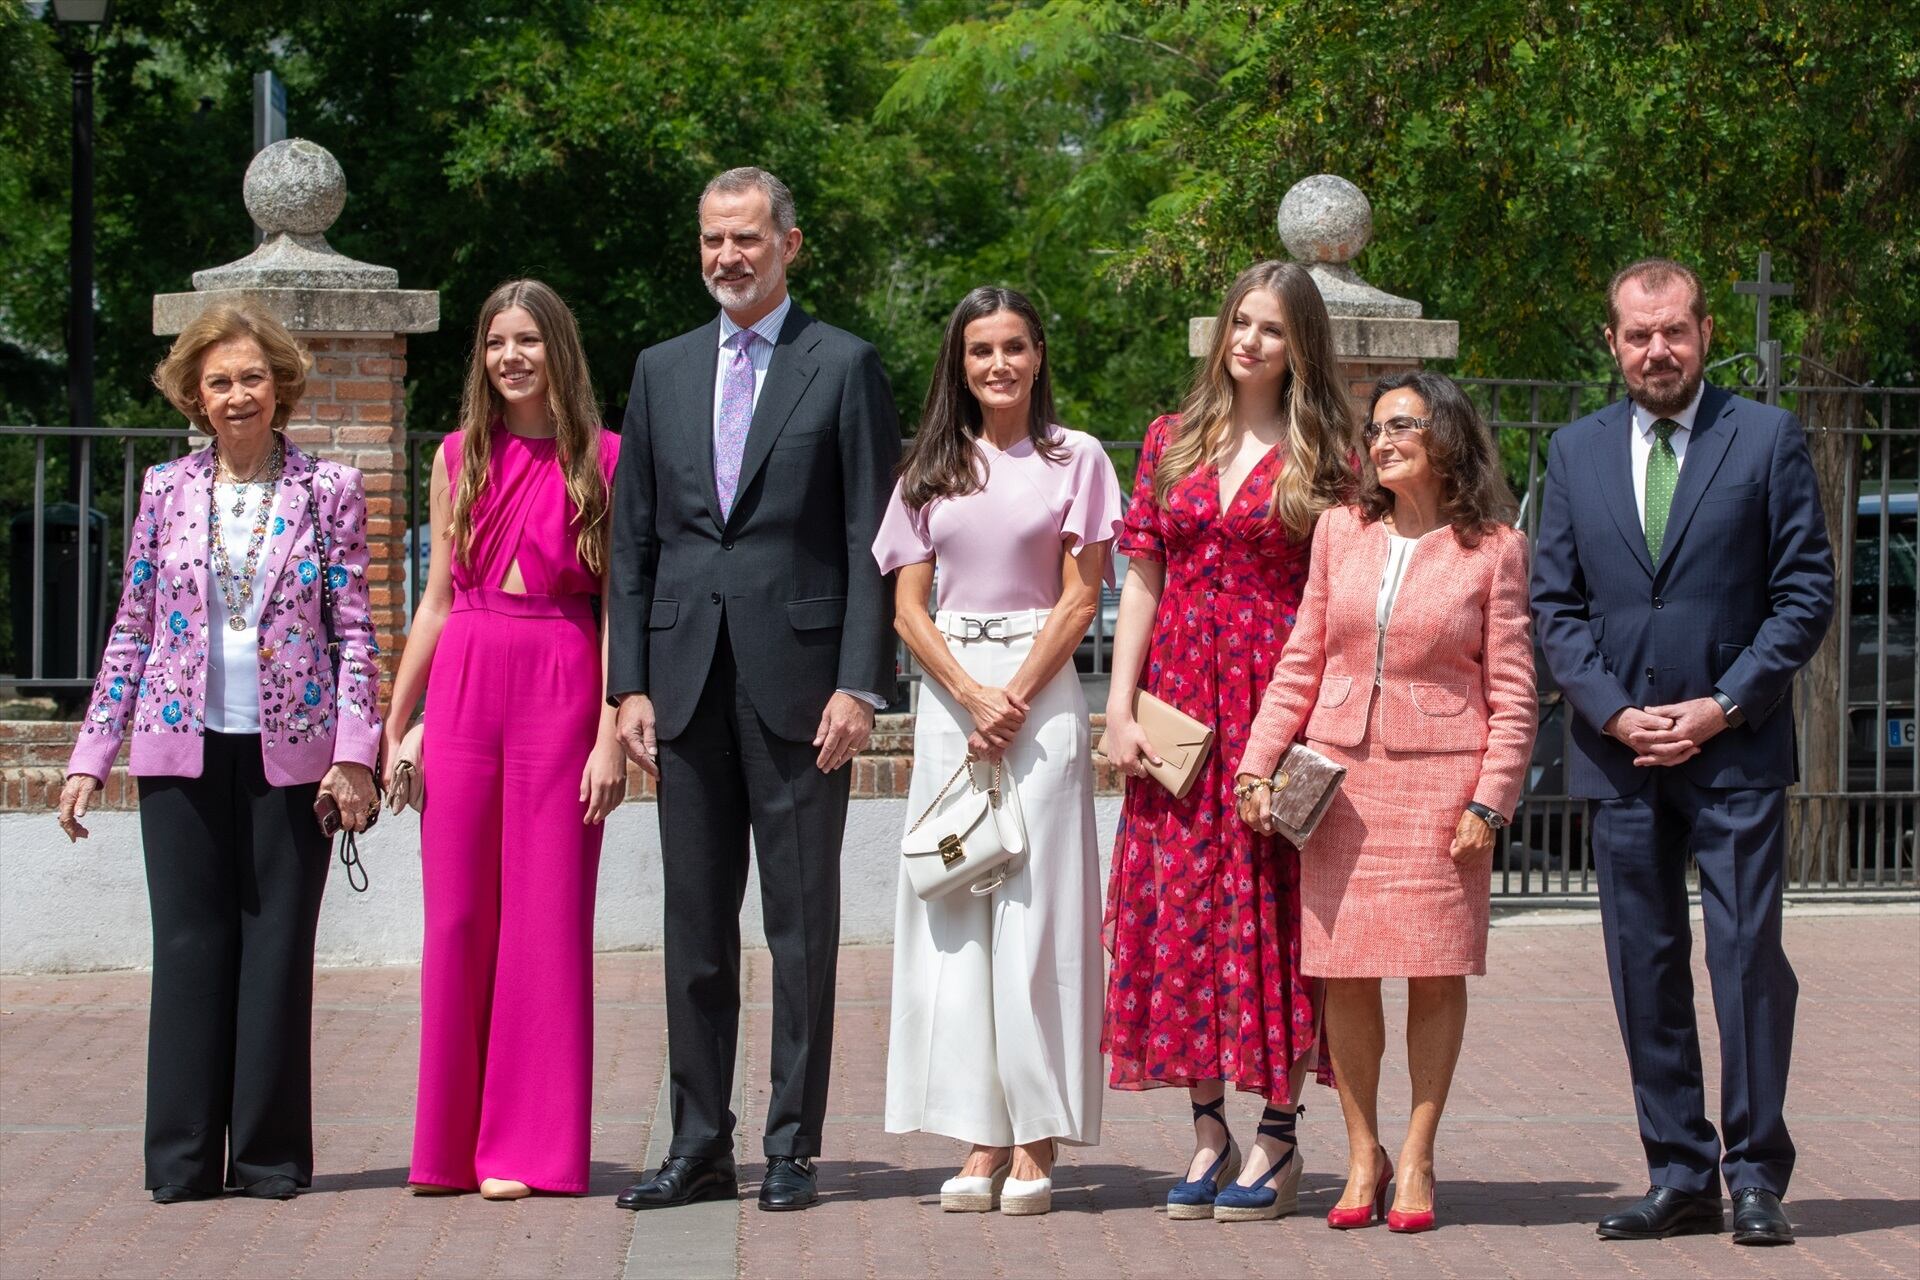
[1266,742,1347,845]
[1121,689,1214,800]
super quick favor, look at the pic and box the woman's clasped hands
[963,683,1028,760]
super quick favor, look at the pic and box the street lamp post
[48,0,112,683]
[51,0,112,448]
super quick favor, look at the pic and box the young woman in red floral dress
[1102,260,1355,1221]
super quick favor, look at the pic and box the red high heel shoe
[1326,1148,1392,1229]
[1386,1199,1437,1233]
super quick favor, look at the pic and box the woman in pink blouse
[55,302,380,1203]
[382,280,625,1199]
[874,287,1122,1216]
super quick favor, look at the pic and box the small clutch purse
[1266,742,1347,845]
[900,758,1027,900]
[1108,689,1213,800]
[386,721,426,815]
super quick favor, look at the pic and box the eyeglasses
[1363,415,1430,445]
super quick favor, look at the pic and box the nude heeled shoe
[480,1178,532,1201]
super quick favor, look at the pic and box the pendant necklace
[210,437,285,632]
[219,441,276,515]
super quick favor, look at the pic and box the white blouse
[1373,530,1423,685]
[203,482,276,733]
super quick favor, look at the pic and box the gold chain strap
[906,757,1001,835]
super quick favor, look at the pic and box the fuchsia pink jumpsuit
[409,425,620,1193]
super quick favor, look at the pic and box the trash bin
[8,502,112,684]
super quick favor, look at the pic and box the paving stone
[1,915,1914,1278]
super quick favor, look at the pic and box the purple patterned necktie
[714,329,760,520]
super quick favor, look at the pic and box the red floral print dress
[1102,413,1330,1103]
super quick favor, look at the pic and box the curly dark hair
[1356,370,1516,544]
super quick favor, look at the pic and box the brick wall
[287,334,411,688]
[1,712,1125,813]
[1339,356,1422,426]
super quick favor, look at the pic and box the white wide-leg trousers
[884,614,1104,1148]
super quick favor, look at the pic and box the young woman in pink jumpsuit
[383,279,627,1198]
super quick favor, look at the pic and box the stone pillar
[153,139,438,685]
[1190,174,1458,423]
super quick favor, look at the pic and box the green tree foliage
[889,0,1919,386]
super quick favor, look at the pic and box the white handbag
[900,757,1027,900]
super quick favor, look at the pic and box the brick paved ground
[2,912,1916,1279]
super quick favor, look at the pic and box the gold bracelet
[1232,776,1274,801]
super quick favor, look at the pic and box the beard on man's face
[1628,357,1702,417]
[704,265,773,311]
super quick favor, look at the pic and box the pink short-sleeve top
[872,426,1124,613]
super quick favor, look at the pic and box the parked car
[1845,491,1916,868]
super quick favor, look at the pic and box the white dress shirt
[1629,381,1704,530]
[712,294,887,712]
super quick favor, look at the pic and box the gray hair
[699,166,796,235]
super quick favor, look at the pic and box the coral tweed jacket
[67,442,382,787]
[1240,504,1537,821]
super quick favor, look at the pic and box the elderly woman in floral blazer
[55,301,380,1204]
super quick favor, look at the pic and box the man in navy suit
[1531,259,1834,1247]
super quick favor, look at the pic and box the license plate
[1891,717,1917,749]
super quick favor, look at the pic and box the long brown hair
[450,279,610,575]
[1157,260,1353,540]
[898,286,1066,509]
[1356,370,1517,544]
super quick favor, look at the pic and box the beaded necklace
[210,437,285,632]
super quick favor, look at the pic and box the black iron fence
[9,361,1915,898]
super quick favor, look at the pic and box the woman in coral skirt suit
[1238,371,1537,1234]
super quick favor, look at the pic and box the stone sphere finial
[243,139,347,238]
[1277,174,1372,266]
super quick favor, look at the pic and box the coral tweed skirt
[1299,696,1490,977]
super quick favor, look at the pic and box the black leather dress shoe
[1731,1188,1793,1245]
[151,1184,218,1205]
[241,1175,300,1200]
[1596,1186,1725,1239]
[616,1155,738,1211]
[757,1156,818,1212]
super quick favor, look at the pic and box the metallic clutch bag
[1267,742,1347,845]
[1125,689,1214,800]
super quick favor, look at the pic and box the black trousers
[657,620,849,1160]
[1592,770,1797,1198]
[136,732,331,1191]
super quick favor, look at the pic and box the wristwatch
[1712,691,1745,728]
[1466,801,1507,830]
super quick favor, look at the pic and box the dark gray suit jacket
[1530,383,1835,798]
[607,304,901,742]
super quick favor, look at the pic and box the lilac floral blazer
[67,441,382,786]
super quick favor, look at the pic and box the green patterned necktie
[1644,418,1679,561]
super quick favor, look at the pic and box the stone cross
[1733,251,1794,352]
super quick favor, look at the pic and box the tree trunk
[1787,312,1866,885]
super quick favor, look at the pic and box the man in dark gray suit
[608,167,900,1213]
[1531,259,1834,1247]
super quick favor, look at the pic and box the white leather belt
[935,609,1051,642]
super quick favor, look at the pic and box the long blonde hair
[450,280,610,575]
[1156,260,1355,539]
